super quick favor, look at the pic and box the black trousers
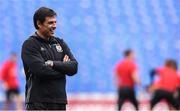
[117,87,138,110]
[26,102,66,110]
[150,89,178,110]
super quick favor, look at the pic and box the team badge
[40,47,46,51]
[56,44,63,52]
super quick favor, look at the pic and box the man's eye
[49,21,56,24]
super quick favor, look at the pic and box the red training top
[156,67,179,92]
[115,59,137,88]
[1,60,19,89]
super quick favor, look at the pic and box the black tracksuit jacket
[21,33,78,104]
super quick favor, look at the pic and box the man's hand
[174,90,179,98]
[2,83,8,90]
[45,60,54,67]
[45,55,70,67]
[63,55,70,62]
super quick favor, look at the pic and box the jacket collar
[31,32,55,44]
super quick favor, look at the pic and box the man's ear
[37,20,42,29]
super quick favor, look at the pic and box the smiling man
[21,7,78,110]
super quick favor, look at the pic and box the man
[150,59,179,110]
[21,7,78,110]
[114,49,140,110]
[1,53,22,110]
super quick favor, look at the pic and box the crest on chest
[55,44,63,52]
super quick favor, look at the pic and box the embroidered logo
[56,44,63,52]
[40,47,46,51]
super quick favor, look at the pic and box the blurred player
[150,59,179,110]
[114,49,140,110]
[1,52,22,110]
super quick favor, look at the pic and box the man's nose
[50,24,56,29]
[51,23,56,29]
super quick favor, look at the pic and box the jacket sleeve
[21,39,64,80]
[150,69,157,84]
[53,39,78,76]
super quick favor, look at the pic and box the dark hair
[33,7,57,29]
[124,49,133,57]
[165,59,178,70]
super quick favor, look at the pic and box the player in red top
[1,52,22,110]
[150,59,179,110]
[114,49,140,110]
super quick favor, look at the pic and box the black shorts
[176,87,180,109]
[117,87,138,110]
[26,103,66,110]
[151,89,177,109]
[6,88,20,101]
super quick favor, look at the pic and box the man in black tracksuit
[21,7,78,110]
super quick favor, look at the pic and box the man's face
[129,52,135,60]
[38,16,57,37]
[11,54,17,62]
